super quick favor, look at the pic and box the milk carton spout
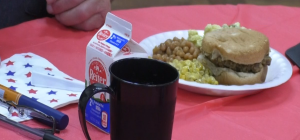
[105,12,132,38]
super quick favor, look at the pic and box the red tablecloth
[0,4,300,140]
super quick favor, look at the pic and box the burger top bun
[202,28,269,64]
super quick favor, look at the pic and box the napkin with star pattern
[0,53,84,122]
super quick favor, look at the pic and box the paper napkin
[0,53,84,122]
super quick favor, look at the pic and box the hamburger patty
[206,54,272,73]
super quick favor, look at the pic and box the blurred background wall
[111,0,300,10]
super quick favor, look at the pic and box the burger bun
[198,54,268,85]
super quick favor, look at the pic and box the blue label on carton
[85,98,110,133]
[105,33,128,49]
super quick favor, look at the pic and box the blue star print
[26,82,34,86]
[24,63,33,68]
[48,90,57,95]
[9,86,17,91]
[6,71,15,76]
[31,97,38,101]
[48,73,54,76]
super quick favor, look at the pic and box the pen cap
[18,95,69,130]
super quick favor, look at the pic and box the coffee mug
[78,58,179,140]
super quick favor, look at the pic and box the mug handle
[78,83,114,140]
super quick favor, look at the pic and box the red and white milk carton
[84,12,148,133]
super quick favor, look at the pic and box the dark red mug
[78,58,179,140]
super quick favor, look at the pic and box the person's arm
[46,0,112,31]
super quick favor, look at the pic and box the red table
[0,4,300,140]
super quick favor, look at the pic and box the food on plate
[204,22,245,35]
[151,37,216,85]
[169,59,218,85]
[187,22,244,48]
[151,22,271,86]
[152,37,201,62]
[188,30,202,47]
[198,28,272,85]
[204,24,222,34]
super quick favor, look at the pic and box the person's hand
[46,0,111,31]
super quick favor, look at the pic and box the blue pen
[0,84,69,130]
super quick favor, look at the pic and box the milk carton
[85,12,148,134]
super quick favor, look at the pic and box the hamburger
[198,28,272,85]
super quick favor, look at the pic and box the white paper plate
[139,30,293,96]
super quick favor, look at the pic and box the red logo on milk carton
[121,45,131,55]
[102,111,108,128]
[100,93,106,102]
[89,60,107,85]
[97,30,111,41]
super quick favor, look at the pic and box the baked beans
[152,37,201,62]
